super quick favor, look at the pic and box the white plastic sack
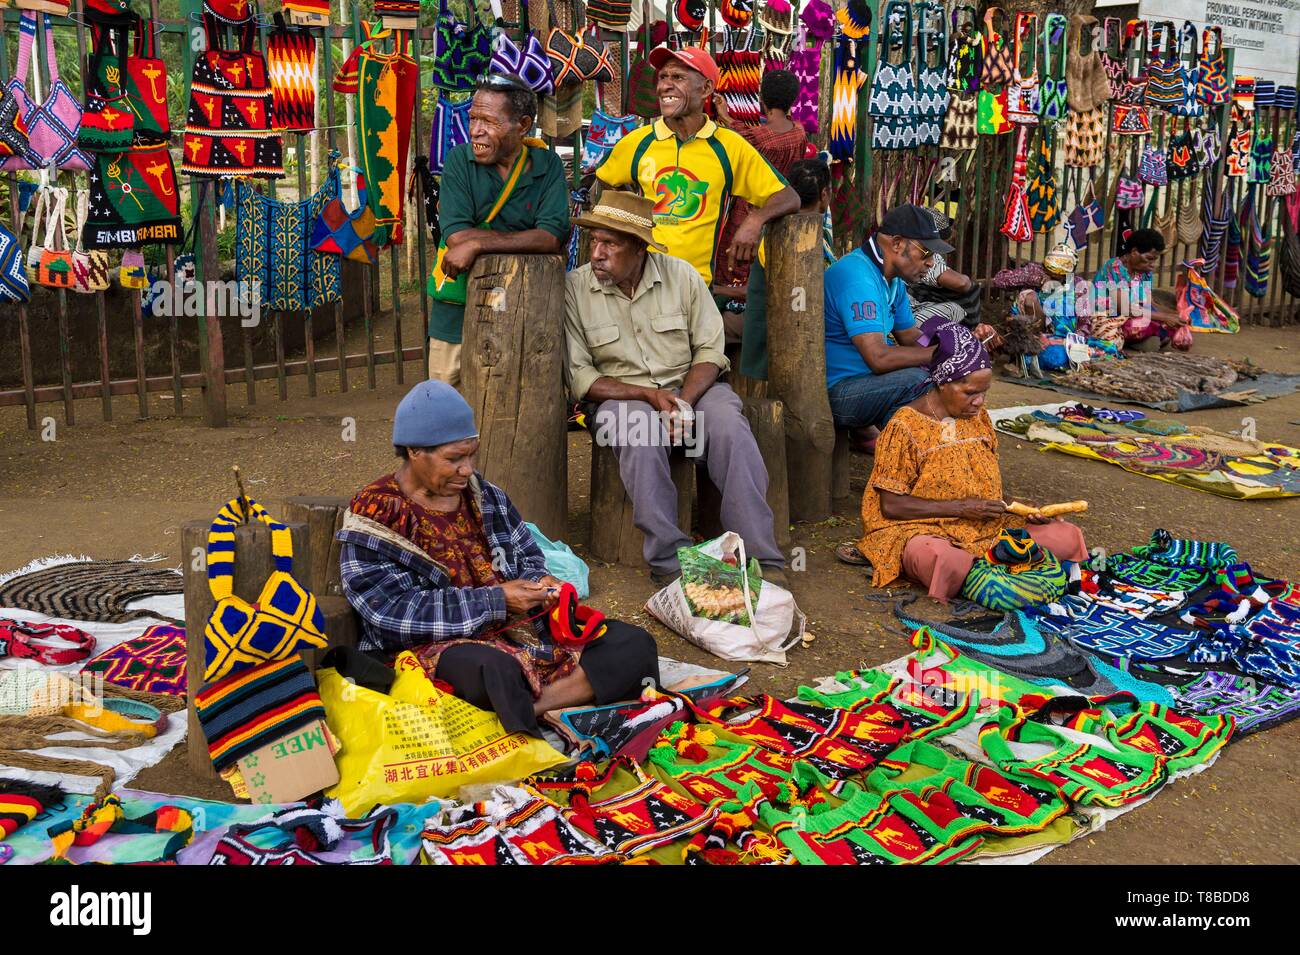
[644,532,805,665]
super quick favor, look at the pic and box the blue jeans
[828,367,929,430]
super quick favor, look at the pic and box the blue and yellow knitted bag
[961,528,1067,611]
[203,497,327,683]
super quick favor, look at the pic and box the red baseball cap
[648,46,720,86]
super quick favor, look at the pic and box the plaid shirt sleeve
[339,540,508,652]
[487,483,550,582]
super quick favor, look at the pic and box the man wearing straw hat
[564,192,787,587]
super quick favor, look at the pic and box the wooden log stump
[181,517,311,780]
[282,495,349,597]
[741,396,791,551]
[832,428,853,505]
[766,212,836,522]
[461,253,567,540]
[589,440,694,567]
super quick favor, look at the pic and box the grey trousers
[595,382,783,575]
[909,299,966,327]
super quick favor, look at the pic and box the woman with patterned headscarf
[836,321,1087,601]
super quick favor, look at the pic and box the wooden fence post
[766,212,836,523]
[461,253,568,540]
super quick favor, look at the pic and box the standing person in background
[713,69,813,291]
[426,75,571,386]
[594,47,800,289]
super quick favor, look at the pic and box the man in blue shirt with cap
[823,204,955,443]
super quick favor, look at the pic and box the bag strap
[50,187,71,254]
[918,2,946,69]
[1178,20,1198,63]
[1151,21,1175,63]
[1200,26,1222,61]
[1012,11,1037,80]
[1042,13,1067,79]
[135,14,157,58]
[14,11,37,93]
[881,1,912,60]
[484,144,530,225]
[207,496,294,602]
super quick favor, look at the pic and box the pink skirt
[901,521,1088,603]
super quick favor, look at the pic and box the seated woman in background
[739,157,834,381]
[1093,228,1191,352]
[837,323,1088,601]
[338,381,659,736]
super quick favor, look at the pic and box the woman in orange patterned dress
[839,322,1087,601]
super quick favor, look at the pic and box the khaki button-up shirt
[563,252,730,401]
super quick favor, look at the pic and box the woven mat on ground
[0,557,184,626]
[998,353,1300,412]
[989,404,1300,501]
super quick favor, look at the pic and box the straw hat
[572,192,668,252]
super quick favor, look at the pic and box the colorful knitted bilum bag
[961,528,1068,611]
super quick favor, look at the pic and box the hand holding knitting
[501,579,552,614]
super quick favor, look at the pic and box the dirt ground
[1,320,1298,863]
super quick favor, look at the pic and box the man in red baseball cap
[595,46,799,289]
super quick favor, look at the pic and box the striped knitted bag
[194,654,326,770]
[267,15,317,133]
[1131,529,1240,570]
[960,528,1068,611]
[835,35,870,157]
[203,497,326,683]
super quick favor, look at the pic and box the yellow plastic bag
[318,651,566,815]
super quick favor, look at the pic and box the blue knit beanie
[392,381,479,448]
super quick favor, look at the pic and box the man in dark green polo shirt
[426,74,571,386]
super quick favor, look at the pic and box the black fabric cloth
[319,645,397,694]
[434,620,660,737]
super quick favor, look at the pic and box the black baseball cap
[877,203,955,255]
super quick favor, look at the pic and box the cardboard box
[236,719,341,805]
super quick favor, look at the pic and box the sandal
[835,541,872,567]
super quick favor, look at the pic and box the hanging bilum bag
[1166,127,1196,180]
[1281,194,1300,297]
[1199,177,1230,271]
[0,217,31,304]
[1,11,90,172]
[83,143,183,250]
[1148,191,1177,246]
[1006,11,1039,125]
[586,0,631,30]
[1268,148,1297,197]
[491,0,555,94]
[976,6,1012,135]
[1226,115,1251,178]
[1253,79,1276,108]
[1140,144,1168,185]
[1066,14,1108,113]
[311,166,379,266]
[0,86,43,168]
[1099,17,1126,100]
[1038,13,1068,123]
[1112,19,1150,135]
[429,143,531,304]
[582,104,641,174]
[1194,124,1221,171]
[833,33,868,157]
[70,189,110,294]
[940,6,980,151]
[1025,127,1060,233]
[625,3,659,119]
[866,2,915,152]
[1242,186,1270,298]
[717,28,764,126]
[946,4,982,94]
[431,0,492,91]
[1177,181,1203,244]
[1250,132,1274,184]
[26,188,75,289]
[427,95,470,175]
[1167,22,1203,118]
[202,497,328,683]
[1196,25,1228,105]
[1144,21,1182,110]
[77,15,136,154]
[545,0,614,88]
[1116,175,1144,209]
[1000,127,1033,242]
[236,162,344,312]
[913,3,948,146]
[118,249,148,289]
[181,13,284,178]
[267,14,318,132]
